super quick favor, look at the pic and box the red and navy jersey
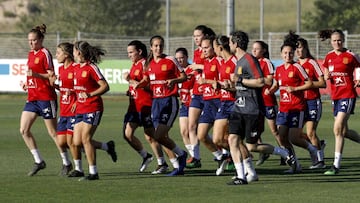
[179,66,195,106]
[127,58,152,112]
[323,49,360,100]
[259,57,277,106]
[146,56,184,98]
[26,47,57,101]
[201,56,222,100]
[73,62,105,113]
[218,55,237,101]
[301,58,323,100]
[58,62,77,117]
[275,62,309,112]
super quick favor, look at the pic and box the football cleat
[28,161,46,176]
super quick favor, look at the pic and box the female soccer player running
[135,35,188,176]
[319,29,360,175]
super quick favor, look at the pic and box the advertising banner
[0,59,132,94]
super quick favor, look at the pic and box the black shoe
[107,141,117,162]
[139,153,154,172]
[60,163,73,176]
[280,157,287,165]
[68,170,85,177]
[79,173,99,181]
[285,155,296,166]
[256,153,270,166]
[151,163,169,174]
[28,161,46,176]
[227,177,248,185]
[185,158,202,169]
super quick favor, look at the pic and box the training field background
[1,94,360,202]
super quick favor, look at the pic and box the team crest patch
[68,72,73,79]
[211,65,216,72]
[34,57,39,64]
[343,57,349,64]
[237,67,242,75]
[288,71,293,78]
[305,68,309,74]
[161,64,167,71]
[82,71,87,77]
[134,69,140,76]
[226,67,231,74]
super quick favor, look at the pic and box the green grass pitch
[0,94,360,202]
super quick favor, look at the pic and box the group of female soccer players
[20,23,360,184]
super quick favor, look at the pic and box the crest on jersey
[161,64,167,71]
[211,65,216,72]
[82,71,87,77]
[68,72,73,79]
[134,69,140,76]
[226,67,231,74]
[288,71,293,78]
[237,67,242,75]
[343,57,349,64]
[34,57,39,64]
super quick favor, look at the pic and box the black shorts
[228,112,261,144]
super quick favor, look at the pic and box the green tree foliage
[17,0,162,36]
[303,0,360,33]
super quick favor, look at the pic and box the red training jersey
[201,56,222,100]
[301,58,323,100]
[26,47,57,101]
[147,56,184,98]
[259,57,277,106]
[179,66,195,106]
[218,55,237,101]
[323,50,360,100]
[274,62,309,112]
[193,47,205,65]
[58,62,77,117]
[73,62,106,114]
[127,58,152,112]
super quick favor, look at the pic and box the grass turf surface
[0,94,360,202]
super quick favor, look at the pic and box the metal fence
[2,31,360,60]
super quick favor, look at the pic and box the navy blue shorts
[124,111,153,129]
[332,98,356,117]
[305,99,322,122]
[75,111,103,126]
[199,98,221,124]
[276,111,305,128]
[215,100,234,120]
[179,103,189,117]
[151,96,179,128]
[264,105,278,120]
[23,100,57,119]
[57,116,75,135]
[189,94,204,109]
